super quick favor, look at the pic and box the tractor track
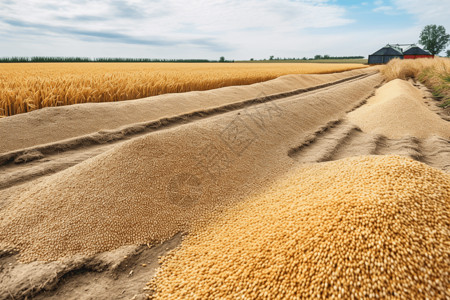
[289,120,450,172]
[288,78,450,172]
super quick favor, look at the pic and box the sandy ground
[0,68,449,299]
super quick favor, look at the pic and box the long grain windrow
[150,155,449,299]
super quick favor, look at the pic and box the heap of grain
[348,79,450,139]
[151,156,449,299]
[0,73,382,262]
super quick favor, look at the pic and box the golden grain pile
[0,74,382,263]
[0,63,367,117]
[348,78,450,138]
[151,156,450,299]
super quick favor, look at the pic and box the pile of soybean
[151,156,449,299]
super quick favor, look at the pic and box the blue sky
[1,0,449,59]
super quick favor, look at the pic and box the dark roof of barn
[370,45,403,56]
[403,45,431,55]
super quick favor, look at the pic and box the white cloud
[0,0,354,59]
[392,0,450,27]
[372,0,398,15]
[7,0,447,59]
[373,5,395,14]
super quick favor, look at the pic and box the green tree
[446,50,450,57]
[314,54,322,60]
[219,56,225,62]
[269,55,274,60]
[419,25,450,55]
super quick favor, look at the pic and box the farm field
[0,61,449,299]
[0,62,367,117]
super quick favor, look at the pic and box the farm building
[368,44,433,64]
[368,44,403,64]
[403,45,433,59]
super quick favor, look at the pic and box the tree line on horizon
[0,56,365,63]
[0,57,220,63]
[248,55,365,61]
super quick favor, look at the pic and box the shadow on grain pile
[0,73,382,299]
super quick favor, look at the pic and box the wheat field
[0,63,367,117]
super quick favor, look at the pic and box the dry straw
[381,57,450,81]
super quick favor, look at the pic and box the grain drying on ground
[348,78,450,138]
[151,156,450,299]
[0,74,382,262]
[0,62,367,117]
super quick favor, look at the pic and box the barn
[368,44,403,64]
[368,44,433,64]
[403,45,433,59]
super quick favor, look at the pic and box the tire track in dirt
[376,136,423,160]
[411,79,450,122]
[289,79,449,172]
[289,122,449,172]
[288,121,359,163]
[420,136,450,172]
[331,130,381,160]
